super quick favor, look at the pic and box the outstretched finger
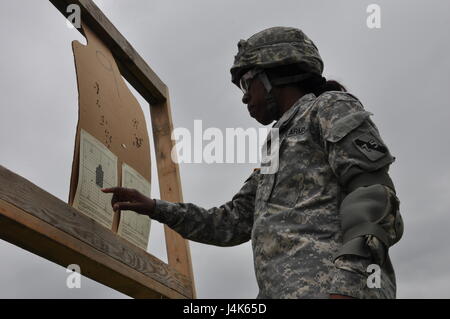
[102,187,136,194]
[101,187,120,194]
[102,187,134,199]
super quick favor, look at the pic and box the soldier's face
[242,78,274,125]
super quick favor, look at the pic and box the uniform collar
[273,93,316,130]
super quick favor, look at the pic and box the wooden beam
[49,0,167,104]
[0,165,192,299]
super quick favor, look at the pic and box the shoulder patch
[353,132,388,161]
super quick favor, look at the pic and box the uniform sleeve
[315,92,398,298]
[149,169,259,247]
[315,92,396,186]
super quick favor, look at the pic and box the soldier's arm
[315,92,404,298]
[150,169,259,247]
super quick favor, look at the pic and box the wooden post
[150,91,197,297]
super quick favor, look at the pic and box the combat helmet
[231,26,324,87]
[230,27,324,121]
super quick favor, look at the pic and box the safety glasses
[239,68,263,94]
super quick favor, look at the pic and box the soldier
[102,27,404,299]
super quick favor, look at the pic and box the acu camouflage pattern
[230,27,324,88]
[153,91,400,299]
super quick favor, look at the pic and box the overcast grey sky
[1,0,449,298]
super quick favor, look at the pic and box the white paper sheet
[73,129,117,229]
[117,163,151,250]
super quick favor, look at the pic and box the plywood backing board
[68,23,151,234]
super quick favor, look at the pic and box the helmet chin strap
[257,72,280,121]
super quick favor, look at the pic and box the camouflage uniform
[150,27,402,298]
[152,91,400,299]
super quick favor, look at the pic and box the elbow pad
[333,183,404,266]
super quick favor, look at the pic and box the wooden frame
[0,0,195,298]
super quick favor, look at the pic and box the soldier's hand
[101,187,156,216]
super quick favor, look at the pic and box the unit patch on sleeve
[352,132,388,161]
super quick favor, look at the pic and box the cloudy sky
[1,0,449,298]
